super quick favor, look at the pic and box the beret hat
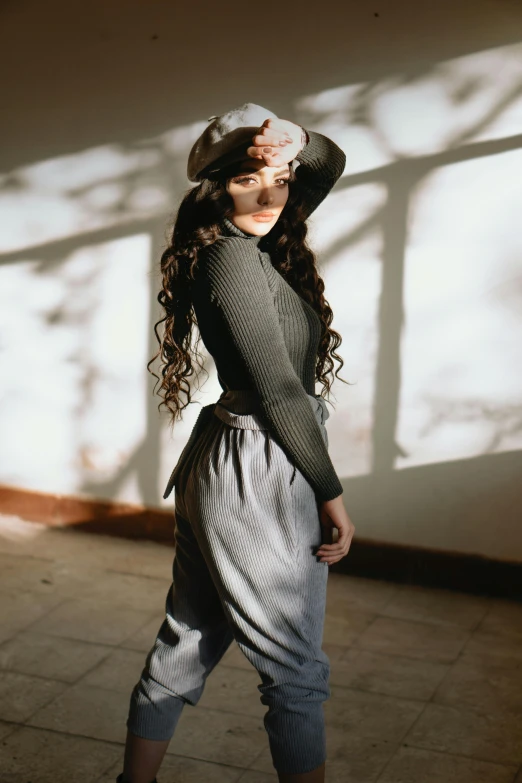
[187,102,279,183]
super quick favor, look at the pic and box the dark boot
[115,775,158,783]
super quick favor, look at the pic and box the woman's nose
[258,188,273,205]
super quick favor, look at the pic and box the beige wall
[1,0,521,560]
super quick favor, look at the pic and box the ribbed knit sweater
[192,129,346,503]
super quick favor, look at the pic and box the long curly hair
[148,159,352,426]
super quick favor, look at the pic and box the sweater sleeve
[293,129,346,220]
[199,236,344,503]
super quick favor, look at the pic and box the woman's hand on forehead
[246,118,305,167]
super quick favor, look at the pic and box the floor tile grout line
[12,604,164,650]
[0,721,20,745]
[373,583,402,614]
[336,639,464,665]
[12,678,72,730]
[101,567,174,583]
[0,628,117,653]
[0,720,128,747]
[327,682,440,706]
[3,719,264,775]
[0,665,90,686]
[329,680,446,704]
[373,698,433,782]
[425,614,512,705]
[371,609,485,633]
[373,612,492,632]
[56,643,121,688]
[0,595,74,639]
[392,740,522,771]
[374,735,520,781]
[3,627,124,650]
[4,716,520,778]
[348,639,470,666]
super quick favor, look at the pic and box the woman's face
[225,158,291,236]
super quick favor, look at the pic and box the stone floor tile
[78,647,146,692]
[200,664,265,718]
[28,682,131,744]
[96,540,175,580]
[237,772,277,782]
[0,589,66,643]
[354,616,469,664]
[79,570,171,613]
[323,686,424,743]
[0,551,93,599]
[2,514,521,783]
[322,642,351,662]
[326,573,399,613]
[242,745,279,776]
[322,609,376,646]
[477,599,522,638]
[0,516,53,557]
[433,652,522,716]
[165,706,267,768]
[28,598,156,646]
[0,720,17,741]
[324,729,398,783]
[249,729,395,781]
[380,584,490,630]
[100,754,244,783]
[462,629,522,663]
[405,702,522,766]
[0,630,112,683]
[378,745,517,783]
[0,515,175,578]
[120,612,166,652]
[0,725,122,783]
[331,647,448,701]
[0,671,67,723]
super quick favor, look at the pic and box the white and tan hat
[187,102,279,183]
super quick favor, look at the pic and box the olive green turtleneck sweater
[192,129,345,503]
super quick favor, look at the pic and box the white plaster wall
[1,0,521,560]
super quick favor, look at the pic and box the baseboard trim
[0,484,175,542]
[330,538,522,601]
[1,483,520,600]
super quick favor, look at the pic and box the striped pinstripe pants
[126,389,331,775]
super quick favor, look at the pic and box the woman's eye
[233,177,256,185]
[232,177,290,186]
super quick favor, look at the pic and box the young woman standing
[117,103,355,783]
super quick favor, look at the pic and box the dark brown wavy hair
[148,159,352,426]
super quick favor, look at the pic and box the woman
[117,103,355,783]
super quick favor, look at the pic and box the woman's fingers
[245,146,286,164]
[252,132,293,147]
[318,535,352,557]
[262,118,295,136]
[317,522,355,562]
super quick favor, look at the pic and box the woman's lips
[252,213,275,222]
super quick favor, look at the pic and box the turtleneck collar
[220,216,265,248]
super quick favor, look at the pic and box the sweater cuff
[316,480,344,504]
[294,128,346,177]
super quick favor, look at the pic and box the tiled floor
[0,513,521,783]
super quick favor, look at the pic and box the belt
[163,389,329,500]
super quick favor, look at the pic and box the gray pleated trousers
[126,389,331,775]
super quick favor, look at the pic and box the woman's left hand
[246,118,305,167]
